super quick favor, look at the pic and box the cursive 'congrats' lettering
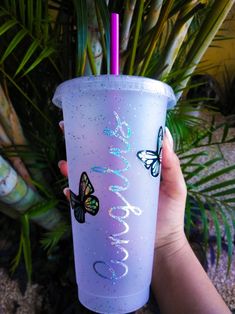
[91,111,142,282]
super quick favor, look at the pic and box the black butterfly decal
[136,126,164,178]
[70,172,99,223]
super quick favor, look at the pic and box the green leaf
[10,236,23,274]
[220,208,233,274]
[94,2,106,73]
[140,0,175,76]
[27,0,33,31]
[199,179,235,193]
[176,0,235,99]
[193,165,235,187]
[35,0,42,36]
[11,0,16,15]
[223,198,235,203]
[0,29,27,63]
[0,20,17,36]
[222,123,229,142]
[208,115,215,144]
[23,46,55,76]
[41,222,69,253]
[19,0,25,23]
[211,188,235,197]
[27,199,58,219]
[185,197,192,237]
[227,138,235,143]
[42,0,49,43]
[3,0,10,9]
[196,197,209,245]
[73,0,88,76]
[21,214,32,282]
[144,0,163,33]
[30,179,53,198]
[87,37,97,75]
[209,204,221,266]
[185,157,222,181]
[186,1,234,67]
[15,40,39,76]
[95,0,110,73]
[127,0,145,75]
[0,11,8,18]
[1,68,52,124]
[179,151,208,160]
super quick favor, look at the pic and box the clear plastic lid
[53,75,176,109]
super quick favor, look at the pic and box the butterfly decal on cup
[136,126,164,178]
[70,172,99,223]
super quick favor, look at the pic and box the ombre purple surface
[53,75,176,313]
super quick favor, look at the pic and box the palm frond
[192,165,235,188]
[0,68,52,124]
[0,2,60,77]
[120,0,137,53]
[144,0,163,33]
[208,203,222,266]
[41,222,69,253]
[177,109,235,269]
[95,0,110,73]
[0,20,17,35]
[10,234,23,274]
[139,0,175,76]
[10,214,32,282]
[21,214,32,282]
[195,196,209,246]
[166,97,215,151]
[185,197,192,237]
[220,208,233,273]
[26,199,58,219]
[126,0,145,75]
[176,0,235,99]
[73,0,88,76]
[14,41,39,76]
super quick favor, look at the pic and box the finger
[165,127,174,150]
[58,160,68,177]
[63,187,70,201]
[161,128,187,198]
[59,120,64,133]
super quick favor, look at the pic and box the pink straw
[110,13,119,75]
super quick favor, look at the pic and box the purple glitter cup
[53,75,176,313]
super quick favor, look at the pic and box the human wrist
[152,233,190,295]
[154,232,189,261]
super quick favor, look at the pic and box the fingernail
[165,127,174,151]
[63,187,70,200]
[59,121,64,131]
[58,160,66,169]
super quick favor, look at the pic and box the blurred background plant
[210,67,235,116]
[0,0,234,311]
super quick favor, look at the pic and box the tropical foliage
[0,0,234,281]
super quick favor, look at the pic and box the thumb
[161,128,187,200]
